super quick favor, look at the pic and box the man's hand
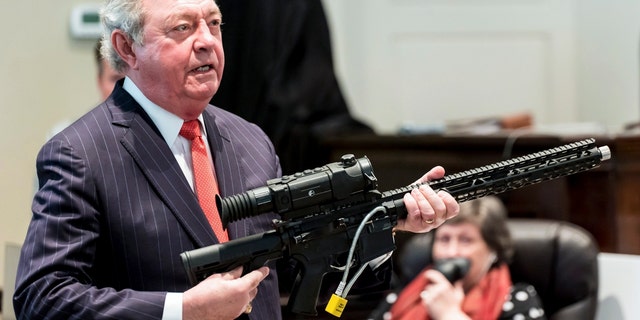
[183,266,269,320]
[396,166,459,233]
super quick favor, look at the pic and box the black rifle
[180,138,610,316]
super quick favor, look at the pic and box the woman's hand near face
[420,270,470,320]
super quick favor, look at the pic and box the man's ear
[112,30,138,70]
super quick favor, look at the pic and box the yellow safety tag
[325,294,348,317]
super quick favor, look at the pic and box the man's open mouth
[193,65,213,72]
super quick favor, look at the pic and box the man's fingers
[437,190,459,220]
[415,166,446,184]
[219,265,244,280]
[418,185,446,222]
[242,266,269,288]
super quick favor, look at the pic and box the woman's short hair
[442,196,514,267]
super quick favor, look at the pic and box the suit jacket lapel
[203,109,243,196]
[109,86,217,247]
[202,108,251,239]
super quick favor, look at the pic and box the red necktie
[180,120,229,242]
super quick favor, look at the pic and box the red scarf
[389,264,512,320]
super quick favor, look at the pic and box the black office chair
[395,219,599,320]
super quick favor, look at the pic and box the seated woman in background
[389,196,546,320]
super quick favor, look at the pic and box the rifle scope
[218,154,378,228]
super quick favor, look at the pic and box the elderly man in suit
[13,0,459,319]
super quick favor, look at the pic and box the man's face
[130,0,224,118]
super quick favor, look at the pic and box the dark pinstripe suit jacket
[14,83,283,319]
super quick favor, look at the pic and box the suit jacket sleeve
[14,136,167,319]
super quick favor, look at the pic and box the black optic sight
[218,154,378,228]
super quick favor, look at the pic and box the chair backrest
[394,219,599,320]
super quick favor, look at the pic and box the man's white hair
[99,0,146,73]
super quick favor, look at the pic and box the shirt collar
[122,77,205,146]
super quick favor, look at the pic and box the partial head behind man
[94,40,124,100]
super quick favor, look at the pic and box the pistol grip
[286,259,328,316]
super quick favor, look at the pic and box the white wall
[2,0,640,295]
[576,1,640,130]
[323,0,640,133]
[2,243,20,320]
[0,0,101,292]
[596,253,640,319]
